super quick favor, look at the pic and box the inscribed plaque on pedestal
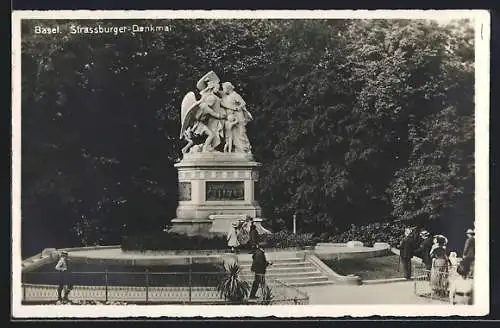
[206,181,244,201]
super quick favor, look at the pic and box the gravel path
[301,281,446,305]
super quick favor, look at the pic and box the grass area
[323,255,405,280]
[23,262,226,287]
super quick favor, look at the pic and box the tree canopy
[20,19,474,256]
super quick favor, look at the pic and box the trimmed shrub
[262,231,316,249]
[121,230,318,251]
[328,222,409,247]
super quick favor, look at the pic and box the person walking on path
[55,251,73,303]
[461,228,475,277]
[415,230,433,274]
[248,221,259,252]
[399,228,417,280]
[249,242,272,299]
[227,222,240,253]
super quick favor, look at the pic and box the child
[449,252,459,267]
[223,110,239,153]
[55,251,73,303]
[181,127,195,154]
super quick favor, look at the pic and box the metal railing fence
[413,263,474,304]
[22,270,309,305]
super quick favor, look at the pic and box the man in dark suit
[399,228,417,280]
[415,230,433,271]
[461,228,475,277]
[249,242,272,299]
[248,222,259,251]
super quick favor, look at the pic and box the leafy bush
[328,221,409,247]
[121,224,409,251]
[260,284,274,305]
[217,263,250,303]
[262,231,316,249]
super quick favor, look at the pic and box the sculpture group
[180,71,253,155]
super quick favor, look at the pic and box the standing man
[415,230,433,274]
[462,228,475,277]
[55,251,73,303]
[249,242,272,299]
[248,221,259,252]
[399,228,416,280]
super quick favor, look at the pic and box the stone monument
[169,71,270,236]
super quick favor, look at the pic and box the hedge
[327,221,410,247]
[121,222,411,251]
[121,231,317,251]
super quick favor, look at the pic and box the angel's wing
[181,92,197,126]
[180,92,202,138]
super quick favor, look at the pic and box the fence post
[145,268,149,304]
[105,269,109,303]
[188,257,192,303]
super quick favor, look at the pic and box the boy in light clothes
[55,251,73,303]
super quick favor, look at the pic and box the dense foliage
[21,19,474,256]
[262,231,316,249]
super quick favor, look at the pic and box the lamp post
[293,213,297,234]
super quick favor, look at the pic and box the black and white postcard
[11,9,490,318]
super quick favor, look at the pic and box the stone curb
[362,277,411,285]
[305,253,361,285]
[120,245,315,256]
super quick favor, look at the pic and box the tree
[19,19,475,255]
[387,20,474,229]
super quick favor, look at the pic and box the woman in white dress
[227,222,240,253]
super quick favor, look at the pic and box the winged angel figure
[180,71,227,154]
[179,71,254,155]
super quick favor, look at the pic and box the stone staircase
[238,256,334,287]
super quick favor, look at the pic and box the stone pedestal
[169,152,263,236]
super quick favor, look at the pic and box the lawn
[323,255,405,280]
[23,262,226,287]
